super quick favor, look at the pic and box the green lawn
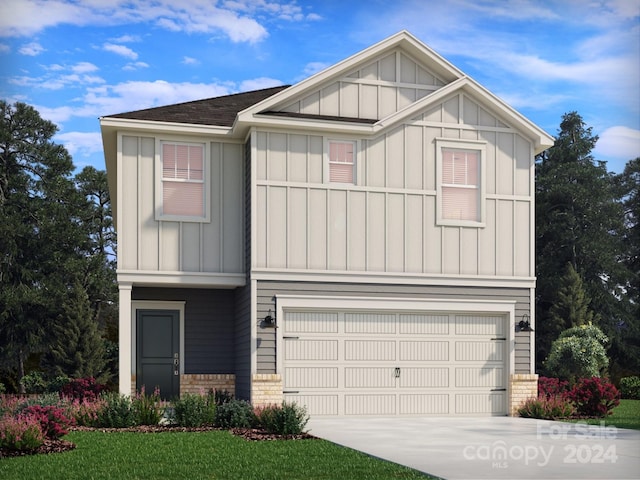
[0,430,434,480]
[564,399,640,430]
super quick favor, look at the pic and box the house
[100,30,553,416]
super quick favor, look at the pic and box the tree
[535,112,629,371]
[548,263,597,333]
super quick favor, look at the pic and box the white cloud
[122,61,150,71]
[72,62,99,73]
[0,43,9,53]
[110,34,142,43]
[595,126,640,162]
[55,131,103,157]
[182,56,200,65]
[103,43,138,59]
[18,41,44,55]
[239,77,283,91]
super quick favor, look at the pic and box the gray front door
[136,309,180,400]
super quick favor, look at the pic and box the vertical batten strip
[218,142,224,272]
[136,136,142,271]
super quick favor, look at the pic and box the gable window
[157,141,209,221]
[436,139,485,226]
[328,140,355,184]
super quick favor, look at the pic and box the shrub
[255,402,309,435]
[538,377,571,399]
[132,387,163,425]
[171,392,216,427]
[0,382,6,394]
[17,392,62,409]
[619,376,640,400]
[47,375,71,393]
[517,396,575,419]
[95,392,136,428]
[21,405,74,439]
[568,377,620,418]
[544,324,609,382]
[20,371,48,394]
[65,397,106,427]
[60,377,106,401]
[214,389,234,405]
[215,399,255,428]
[0,414,45,451]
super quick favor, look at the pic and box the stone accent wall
[180,374,235,396]
[251,374,283,407]
[509,373,538,416]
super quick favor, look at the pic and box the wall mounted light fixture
[518,313,533,332]
[263,309,276,328]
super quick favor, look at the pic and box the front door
[136,309,180,400]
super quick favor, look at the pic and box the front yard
[0,429,433,480]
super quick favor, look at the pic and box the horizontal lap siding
[132,287,235,373]
[256,281,531,374]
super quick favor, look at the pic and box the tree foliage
[0,100,116,391]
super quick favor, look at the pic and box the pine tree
[549,263,597,331]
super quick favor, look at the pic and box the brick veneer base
[509,373,538,416]
[251,374,283,407]
[180,374,235,396]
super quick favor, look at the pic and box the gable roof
[103,85,290,127]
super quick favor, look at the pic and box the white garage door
[282,310,507,416]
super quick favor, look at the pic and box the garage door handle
[491,337,507,341]
[394,367,401,378]
[283,336,299,339]
[283,390,299,394]
[491,388,507,391]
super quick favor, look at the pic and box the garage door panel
[455,315,504,335]
[345,394,396,415]
[399,394,449,414]
[285,312,338,333]
[286,394,338,416]
[345,313,396,333]
[285,367,338,388]
[455,341,504,362]
[399,340,449,361]
[398,367,449,388]
[285,339,338,361]
[399,314,449,334]
[345,367,396,388]
[345,340,395,361]
[456,393,506,414]
[455,367,505,388]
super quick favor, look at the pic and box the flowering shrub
[538,377,571,399]
[0,414,45,451]
[60,377,107,401]
[567,377,620,418]
[65,397,106,427]
[21,405,75,439]
[517,395,575,419]
[132,387,163,425]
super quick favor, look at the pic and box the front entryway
[136,309,180,400]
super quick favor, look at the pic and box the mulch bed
[1,425,316,458]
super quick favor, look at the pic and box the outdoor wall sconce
[518,313,534,332]
[263,309,276,328]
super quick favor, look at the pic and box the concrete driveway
[307,416,640,479]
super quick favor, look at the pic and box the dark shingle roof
[261,111,378,124]
[104,85,291,127]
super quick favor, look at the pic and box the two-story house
[100,31,553,416]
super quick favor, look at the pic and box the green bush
[132,387,163,425]
[171,392,216,427]
[255,402,309,435]
[17,392,62,409]
[544,324,609,382]
[0,382,6,394]
[215,399,255,428]
[20,372,48,394]
[214,389,234,405]
[0,413,45,451]
[619,376,640,400]
[517,395,575,419]
[95,392,136,428]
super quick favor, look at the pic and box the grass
[564,399,640,430]
[0,430,434,480]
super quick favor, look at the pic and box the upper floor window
[157,141,209,222]
[328,140,355,184]
[436,139,486,226]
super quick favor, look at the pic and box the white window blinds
[329,141,355,183]
[441,149,479,221]
[161,142,205,217]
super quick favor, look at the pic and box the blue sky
[1,0,638,174]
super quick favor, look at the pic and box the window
[436,139,485,226]
[328,140,355,183]
[157,141,208,221]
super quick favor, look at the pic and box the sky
[0,0,638,174]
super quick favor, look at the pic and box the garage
[280,305,510,416]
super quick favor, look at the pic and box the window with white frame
[158,141,208,221]
[328,140,355,184]
[436,139,485,226]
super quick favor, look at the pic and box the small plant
[568,377,620,418]
[20,371,48,394]
[214,389,234,405]
[21,405,75,439]
[171,392,216,427]
[0,414,45,451]
[60,377,106,401]
[215,399,255,428]
[619,376,640,400]
[538,376,571,399]
[517,396,575,419]
[47,375,71,393]
[64,397,107,427]
[132,387,163,425]
[16,392,62,408]
[95,392,135,428]
[255,402,309,435]
[0,382,5,394]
